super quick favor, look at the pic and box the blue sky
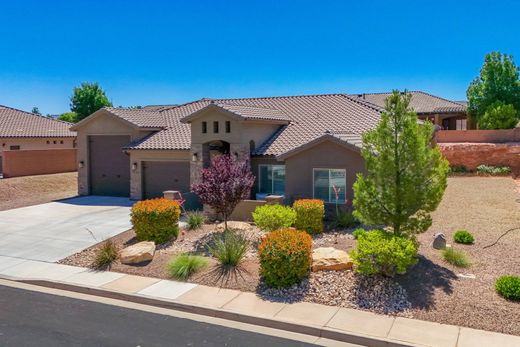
[1,0,519,115]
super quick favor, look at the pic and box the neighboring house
[71,91,467,203]
[353,91,468,130]
[0,105,77,177]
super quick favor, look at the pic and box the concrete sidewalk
[0,261,518,347]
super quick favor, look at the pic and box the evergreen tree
[467,52,520,128]
[353,91,449,238]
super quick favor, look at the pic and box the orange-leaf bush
[293,199,324,234]
[131,198,181,244]
[258,228,312,288]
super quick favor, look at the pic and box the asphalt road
[0,284,316,347]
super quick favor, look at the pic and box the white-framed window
[456,119,467,130]
[258,164,285,195]
[313,168,346,203]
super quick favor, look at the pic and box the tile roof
[353,91,466,114]
[207,103,289,122]
[103,107,167,128]
[0,105,76,138]
[124,94,382,156]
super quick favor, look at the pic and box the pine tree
[353,91,449,238]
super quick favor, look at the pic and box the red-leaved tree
[191,155,255,229]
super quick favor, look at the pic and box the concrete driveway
[0,196,133,263]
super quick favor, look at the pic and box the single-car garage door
[89,135,130,196]
[142,161,190,199]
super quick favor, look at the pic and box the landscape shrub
[253,204,296,231]
[442,248,471,268]
[167,253,208,280]
[453,230,475,244]
[352,228,366,239]
[293,199,324,234]
[186,211,205,230]
[476,165,512,175]
[350,229,418,276]
[91,240,118,269]
[258,228,312,288]
[495,275,520,301]
[208,229,250,266]
[131,198,181,244]
[336,210,359,228]
[449,165,468,174]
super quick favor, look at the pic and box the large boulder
[312,247,353,271]
[432,233,447,250]
[120,241,155,264]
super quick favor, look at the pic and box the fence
[2,149,77,178]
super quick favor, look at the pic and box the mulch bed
[60,177,520,335]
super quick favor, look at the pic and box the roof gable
[180,103,290,123]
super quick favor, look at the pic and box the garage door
[88,135,130,196]
[142,161,190,199]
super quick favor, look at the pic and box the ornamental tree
[479,101,518,130]
[191,155,255,230]
[353,91,449,239]
[467,52,520,128]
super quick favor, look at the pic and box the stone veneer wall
[439,142,520,177]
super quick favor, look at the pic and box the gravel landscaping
[0,172,77,211]
[60,176,520,335]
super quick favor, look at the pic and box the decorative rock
[312,247,353,271]
[432,233,447,250]
[120,241,155,264]
[216,221,253,231]
[457,273,476,279]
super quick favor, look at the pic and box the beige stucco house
[71,91,466,206]
[0,105,76,177]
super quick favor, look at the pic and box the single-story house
[0,105,77,177]
[352,91,468,130]
[71,91,467,204]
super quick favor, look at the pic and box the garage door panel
[143,161,190,199]
[89,135,130,197]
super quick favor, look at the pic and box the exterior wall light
[132,162,138,171]
[78,161,84,169]
[192,152,198,162]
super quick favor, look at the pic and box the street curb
[17,278,414,347]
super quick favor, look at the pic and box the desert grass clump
[167,253,208,280]
[91,240,118,269]
[208,229,250,267]
[186,211,205,230]
[442,247,470,268]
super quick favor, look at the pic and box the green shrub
[293,199,324,234]
[476,165,512,175]
[167,253,208,280]
[336,210,359,228]
[449,165,468,174]
[91,240,118,269]
[208,229,250,266]
[442,248,470,268]
[495,275,520,301]
[131,198,181,244]
[350,230,418,276]
[453,230,475,244]
[352,228,366,239]
[186,211,205,230]
[253,204,297,231]
[258,228,312,288]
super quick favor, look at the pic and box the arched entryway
[202,140,230,168]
